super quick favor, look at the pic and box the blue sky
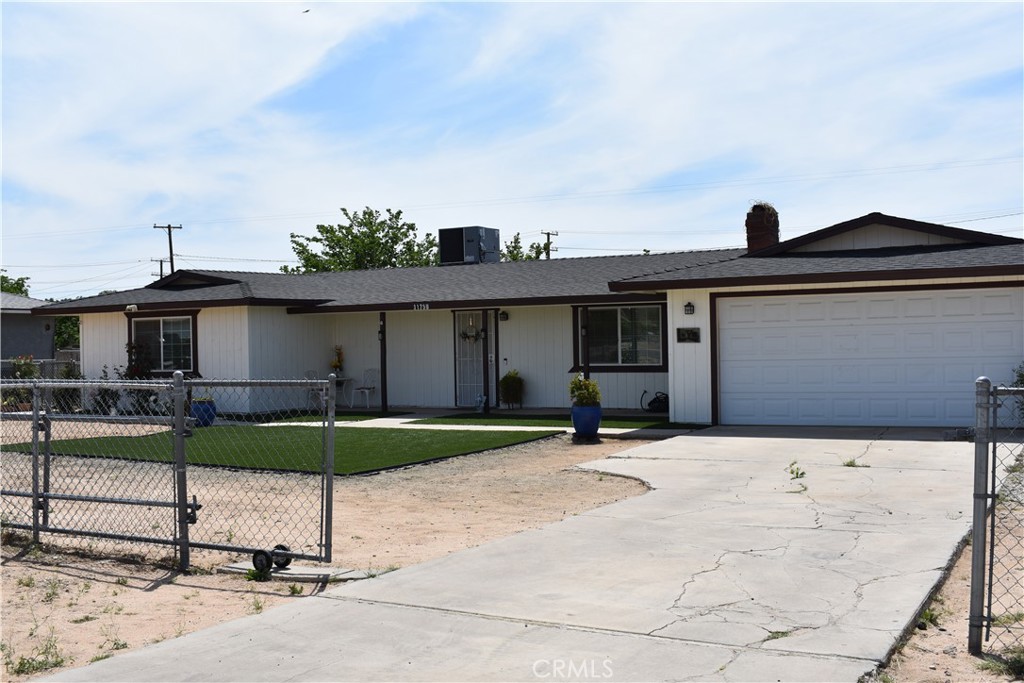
[2,2,1021,301]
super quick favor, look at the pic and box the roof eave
[287,292,667,314]
[35,298,330,315]
[608,264,1024,292]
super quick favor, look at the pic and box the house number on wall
[412,303,430,311]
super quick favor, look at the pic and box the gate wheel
[252,550,273,573]
[273,544,292,569]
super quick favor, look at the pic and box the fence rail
[1,373,335,571]
[969,377,1024,656]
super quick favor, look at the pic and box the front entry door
[455,311,494,407]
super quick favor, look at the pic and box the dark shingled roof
[37,249,743,314]
[1,292,51,313]
[35,212,1024,315]
[610,243,1024,291]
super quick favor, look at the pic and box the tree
[281,207,438,273]
[1,270,30,296]
[55,317,80,350]
[500,233,544,262]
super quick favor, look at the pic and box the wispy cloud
[2,2,1020,299]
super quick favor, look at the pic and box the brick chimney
[745,203,779,253]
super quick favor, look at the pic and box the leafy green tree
[282,207,438,273]
[1,270,30,296]
[500,233,544,262]
[55,317,80,350]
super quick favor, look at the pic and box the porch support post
[480,309,490,414]
[581,306,591,380]
[378,312,389,414]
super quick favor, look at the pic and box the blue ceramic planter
[571,405,602,438]
[190,401,217,427]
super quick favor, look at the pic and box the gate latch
[186,495,203,524]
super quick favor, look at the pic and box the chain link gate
[1,373,335,572]
[969,377,1024,656]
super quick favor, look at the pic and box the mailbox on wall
[676,328,701,343]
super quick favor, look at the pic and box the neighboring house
[1,292,56,369]
[38,210,1024,426]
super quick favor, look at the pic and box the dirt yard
[2,431,1020,682]
[1,434,649,680]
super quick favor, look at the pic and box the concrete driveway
[47,427,974,682]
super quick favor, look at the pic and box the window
[576,305,664,369]
[131,316,194,372]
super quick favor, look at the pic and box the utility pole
[154,224,182,273]
[151,258,169,278]
[541,230,558,260]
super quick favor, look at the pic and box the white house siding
[494,305,668,410]
[328,311,379,391]
[791,224,964,252]
[666,290,714,424]
[247,307,333,379]
[495,306,573,408]
[199,307,249,379]
[244,307,333,413]
[80,312,128,379]
[668,277,1024,426]
[382,310,454,407]
[588,371,670,411]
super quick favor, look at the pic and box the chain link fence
[1,374,334,571]
[969,378,1024,657]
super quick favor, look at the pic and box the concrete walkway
[262,410,696,439]
[47,427,974,682]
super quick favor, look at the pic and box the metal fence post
[30,383,42,544]
[172,371,191,571]
[969,376,992,654]
[324,375,336,563]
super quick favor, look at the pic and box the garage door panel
[866,298,899,318]
[868,366,899,384]
[719,287,1023,426]
[868,399,900,420]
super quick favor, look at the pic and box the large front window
[579,305,663,367]
[132,317,193,372]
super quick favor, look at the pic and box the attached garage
[716,287,1024,426]
[610,209,1024,428]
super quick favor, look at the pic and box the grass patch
[992,611,1024,627]
[842,458,870,468]
[410,412,697,430]
[765,630,791,640]
[978,646,1024,678]
[270,412,407,424]
[6,426,558,475]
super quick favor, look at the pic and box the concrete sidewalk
[47,427,974,682]
[264,410,696,439]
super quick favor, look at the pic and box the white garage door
[718,287,1023,426]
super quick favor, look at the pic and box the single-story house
[2,292,57,370]
[38,209,1023,426]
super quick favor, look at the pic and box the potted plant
[330,345,344,375]
[190,395,217,427]
[569,372,602,441]
[10,354,39,411]
[499,369,524,409]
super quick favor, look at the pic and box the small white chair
[352,368,378,409]
[304,370,325,411]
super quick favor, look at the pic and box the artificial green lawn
[410,412,697,430]
[8,425,559,476]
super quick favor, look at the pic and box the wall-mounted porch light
[683,302,695,315]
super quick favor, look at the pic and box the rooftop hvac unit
[438,226,500,265]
